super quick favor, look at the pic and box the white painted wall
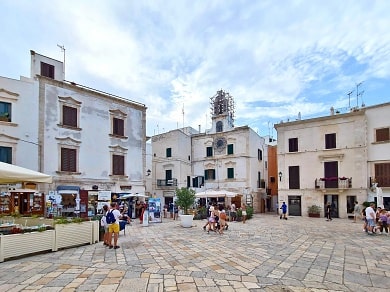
[0,75,40,170]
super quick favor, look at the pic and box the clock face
[214,137,227,151]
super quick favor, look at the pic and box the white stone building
[151,90,269,212]
[275,103,390,218]
[0,50,147,217]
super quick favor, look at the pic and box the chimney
[330,107,334,115]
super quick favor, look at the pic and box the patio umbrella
[195,189,238,198]
[0,162,52,183]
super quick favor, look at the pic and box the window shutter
[63,106,77,127]
[113,118,124,136]
[61,148,76,172]
[113,155,124,175]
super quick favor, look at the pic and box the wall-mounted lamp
[146,169,151,176]
[278,171,282,181]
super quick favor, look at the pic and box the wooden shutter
[63,106,77,128]
[113,118,124,136]
[112,155,124,175]
[61,148,76,172]
[288,166,300,189]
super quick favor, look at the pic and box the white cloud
[0,0,389,136]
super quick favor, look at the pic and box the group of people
[101,202,133,249]
[360,202,389,235]
[202,203,248,234]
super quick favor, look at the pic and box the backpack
[220,212,226,220]
[106,210,116,224]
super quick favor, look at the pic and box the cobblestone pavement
[0,214,389,292]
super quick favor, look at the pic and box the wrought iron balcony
[315,177,352,189]
[156,178,178,187]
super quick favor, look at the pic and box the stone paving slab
[0,214,389,291]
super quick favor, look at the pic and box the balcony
[315,177,352,190]
[156,178,178,188]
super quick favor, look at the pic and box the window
[288,166,300,189]
[61,147,77,172]
[216,121,223,132]
[288,138,298,152]
[375,163,390,187]
[227,144,234,155]
[112,118,124,136]
[112,154,125,175]
[206,146,213,157]
[62,105,78,128]
[166,148,172,157]
[258,149,263,160]
[165,169,172,182]
[227,168,234,179]
[376,128,390,142]
[204,169,216,180]
[40,62,55,79]
[0,102,11,122]
[258,171,261,188]
[325,133,336,149]
[0,146,12,163]
[324,161,338,188]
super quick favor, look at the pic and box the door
[20,193,30,214]
[288,196,301,216]
[324,194,339,218]
[324,161,338,188]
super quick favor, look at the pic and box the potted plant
[308,205,321,218]
[175,187,196,228]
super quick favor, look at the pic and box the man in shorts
[365,203,376,235]
[107,202,122,249]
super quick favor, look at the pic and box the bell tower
[210,89,235,133]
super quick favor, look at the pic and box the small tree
[175,187,196,215]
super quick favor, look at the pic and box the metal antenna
[182,104,184,129]
[347,90,354,109]
[356,81,363,107]
[57,44,66,79]
[358,90,365,107]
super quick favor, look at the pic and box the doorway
[324,194,339,218]
[288,196,302,216]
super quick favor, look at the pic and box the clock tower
[210,89,235,134]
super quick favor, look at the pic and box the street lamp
[278,172,282,181]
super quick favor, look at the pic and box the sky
[1,0,389,139]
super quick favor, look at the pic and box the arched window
[216,121,223,132]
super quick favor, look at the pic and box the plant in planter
[175,187,196,227]
[308,205,321,217]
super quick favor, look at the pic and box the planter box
[0,230,55,262]
[54,221,93,251]
[180,214,194,228]
[0,221,97,262]
[308,213,320,218]
[91,220,100,243]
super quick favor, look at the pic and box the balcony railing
[315,177,352,189]
[157,178,178,187]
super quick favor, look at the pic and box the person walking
[280,202,288,220]
[365,203,376,235]
[100,204,110,246]
[353,201,361,223]
[107,202,121,249]
[241,204,247,223]
[230,203,237,221]
[379,209,389,235]
[326,202,332,221]
[218,205,227,234]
